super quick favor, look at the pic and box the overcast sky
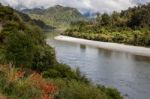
[0,0,150,13]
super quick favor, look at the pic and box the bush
[42,69,61,78]
[0,70,42,99]
[43,64,78,79]
[32,45,56,72]
[49,79,123,99]
[42,64,89,83]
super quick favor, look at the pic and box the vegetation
[51,79,122,99]
[0,65,123,99]
[0,65,58,99]
[64,3,150,47]
[22,5,86,29]
[0,4,123,99]
[0,4,56,69]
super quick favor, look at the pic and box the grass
[50,79,123,99]
[0,65,123,99]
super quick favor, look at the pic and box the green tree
[101,13,111,26]
[4,31,34,68]
[32,45,56,71]
[128,8,150,28]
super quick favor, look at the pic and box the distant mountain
[22,8,45,15]
[22,5,86,29]
[83,11,97,18]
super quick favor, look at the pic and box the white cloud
[0,0,149,13]
[85,0,135,13]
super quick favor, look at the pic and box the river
[47,34,150,99]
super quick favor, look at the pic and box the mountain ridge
[21,5,86,29]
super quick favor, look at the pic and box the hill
[0,3,122,99]
[22,5,86,29]
[17,10,55,31]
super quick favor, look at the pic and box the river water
[47,36,150,99]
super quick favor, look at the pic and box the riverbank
[55,35,150,57]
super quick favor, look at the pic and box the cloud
[0,0,149,13]
[85,0,135,13]
[132,0,150,4]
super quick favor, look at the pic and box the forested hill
[0,4,54,31]
[0,3,56,68]
[22,5,86,28]
[65,3,150,47]
[0,4,123,99]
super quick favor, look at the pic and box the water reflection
[133,55,150,62]
[47,39,150,99]
[98,48,113,58]
[80,44,86,53]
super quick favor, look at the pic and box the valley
[0,1,150,99]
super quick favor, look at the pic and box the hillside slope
[22,5,86,29]
[0,4,123,99]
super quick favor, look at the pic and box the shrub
[0,69,42,99]
[42,64,89,83]
[42,69,61,78]
[32,45,56,72]
[49,79,123,99]
[0,66,59,99]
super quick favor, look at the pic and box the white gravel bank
[55,35,150,57]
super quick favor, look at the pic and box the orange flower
[29,72,59,99]
[15,70,25,78]
[40,82,58,94]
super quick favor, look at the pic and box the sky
[0,0,150,13]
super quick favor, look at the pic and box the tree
[32,45,56,72]
[128,8,150,28]
[4,31,34,68]
[111,11,120,26]
[96,13,101,26]
[101,13,111,26]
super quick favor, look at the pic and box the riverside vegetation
[64,3,150,47]
[0,4,123,99]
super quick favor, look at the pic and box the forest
[65,3,150,47]
[0,3,123,99]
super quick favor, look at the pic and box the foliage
[42,64,89,83]
[64,3,150,47]
[0,66,42,99]
[4,31,34,67]
[0,4,56,70]
[0,65,59,99]
[0,65,123,99]
[0,4,123,99]
[101,13,111,26]
[32,45,56,72]
[50,79,123,99]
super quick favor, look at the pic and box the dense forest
[0,4,123,99]
[65,3,150,47]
